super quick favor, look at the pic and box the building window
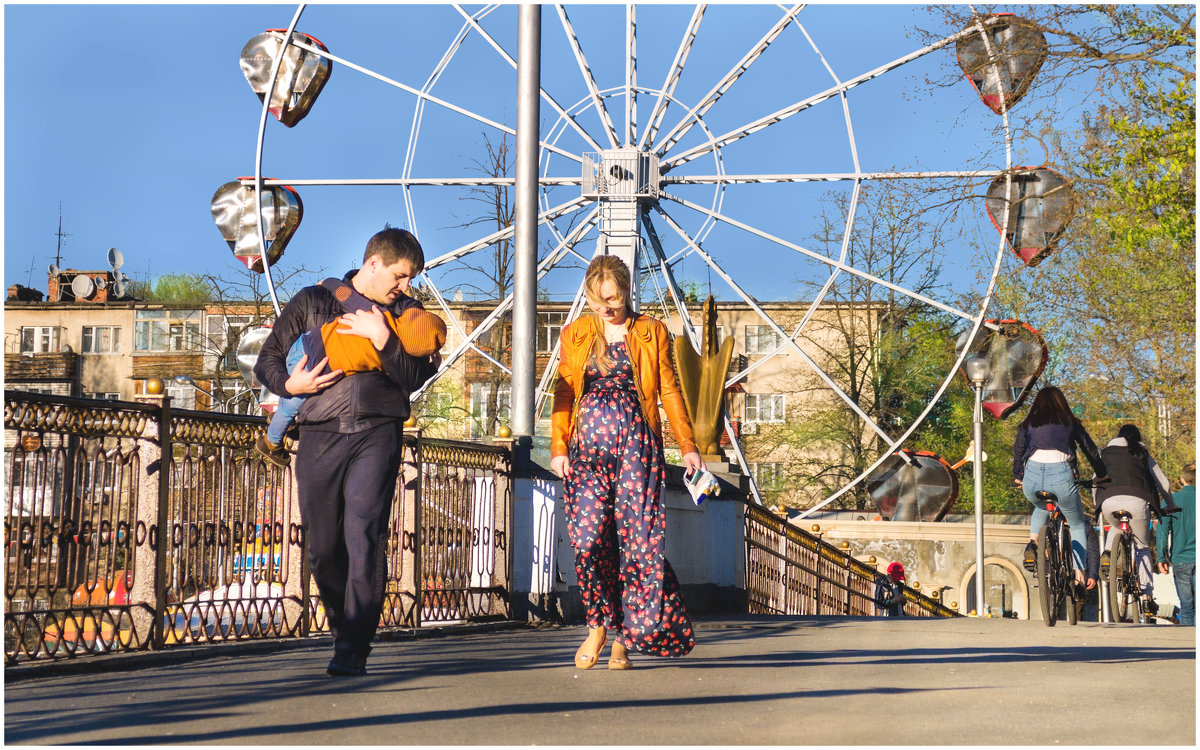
[744,325,782,355]
[745,393,785,423]
[537,311,568,352]
[207,314,253,370]
[468,381,511,439]
[19,326,60,354]
[748,462,783,488]
[135,309,202,352]
[81,326,122,354]
[84,392,121,401]
[163,381,196,409]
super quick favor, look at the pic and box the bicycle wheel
[1036,525,1057,627]
[1107,537,1135,623]
[1062,526,1078,625]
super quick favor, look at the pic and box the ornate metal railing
[744,503,958,618]
[3,390,513,664]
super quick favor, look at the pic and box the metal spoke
[242,177,583,187]
[452,3,603,152]
[660,170,1005,184]
[280,32,582,164]
[653,204,895,445]
[661,190,981,324]
[793,9,1016,517]
[401,7,493,234]
[425,196,589,271]
[655,3,805,157]
[660,20,999,170]
[642,212,699,348]
[638,4,705,151]
[625,4,637,146]
[415,209,601,401]
[555,5,620,149]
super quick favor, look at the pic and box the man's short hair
[364,225,425,273]
[1183,462,1195,486]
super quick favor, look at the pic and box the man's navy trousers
[294,421,404,657]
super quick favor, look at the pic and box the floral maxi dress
[564,341,695,657]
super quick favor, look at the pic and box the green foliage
[147,272,215,302]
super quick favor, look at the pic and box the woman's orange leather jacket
[551,312,697,459]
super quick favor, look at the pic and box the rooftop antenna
[25,256,37,286]
[53,203,71,269]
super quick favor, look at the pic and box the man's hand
[551,455,571,480]
[337,305,391,350]
[1013,478,1023,488]
[1158,562,1171,575]
[283,353,344,396]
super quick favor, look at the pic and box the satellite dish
[48,264,60,276]
[70,274,95,299]
[95,276,107,290]
[108,248,124,270]
[113,281,126,298]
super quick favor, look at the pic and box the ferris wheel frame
[245,3,1024,512]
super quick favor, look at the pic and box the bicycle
[1106,505,1177,623]
[1032,489,1080,627]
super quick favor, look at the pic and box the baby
[255,279,446,467]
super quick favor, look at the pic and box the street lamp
[965,354,992,616]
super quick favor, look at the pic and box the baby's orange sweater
[320,307,446,374]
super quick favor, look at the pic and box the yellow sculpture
[673,295,734,459]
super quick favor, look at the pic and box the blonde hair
[584,255,632,374]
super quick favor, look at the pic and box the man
[255,226,438,675]
[875,562,907,617]
[1157,462,1195,626]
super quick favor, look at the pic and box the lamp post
[965,355,992,616]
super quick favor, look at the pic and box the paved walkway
[4,615,1195,745]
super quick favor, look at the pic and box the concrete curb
[4,619,531,684]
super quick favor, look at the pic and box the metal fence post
[152,396,172,649]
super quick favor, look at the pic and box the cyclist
[1012,386,1108,583]
[1095,423,1178,618]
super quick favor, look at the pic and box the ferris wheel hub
[582,148,660,200]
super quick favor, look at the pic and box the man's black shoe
[1022,541,1038,572]
[326,653,367,676]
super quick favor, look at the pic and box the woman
[1095,424,1176,613]
[1012,386,1107,585]
[551,255,704,670]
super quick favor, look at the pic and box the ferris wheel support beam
[556,5,621,149]
[660,170,1005,184]
[513,2,542,439]
[638,5,705,151]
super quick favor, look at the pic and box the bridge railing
[744,502,957,618]
[3,390,512,664]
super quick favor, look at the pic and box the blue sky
[4,3,1051,307]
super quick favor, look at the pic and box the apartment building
[6,275,878,507]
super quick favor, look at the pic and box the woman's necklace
[603,319,627,343]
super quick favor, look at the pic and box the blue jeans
[1174,563,1195,626]
[266,336,308,446]
[1023,460,1087,570]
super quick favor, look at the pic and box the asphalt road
[4,615,1195,745]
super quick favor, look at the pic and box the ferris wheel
[224,4,1065,511]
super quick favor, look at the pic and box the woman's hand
[551,455,572,480]
[682,451,705,474]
